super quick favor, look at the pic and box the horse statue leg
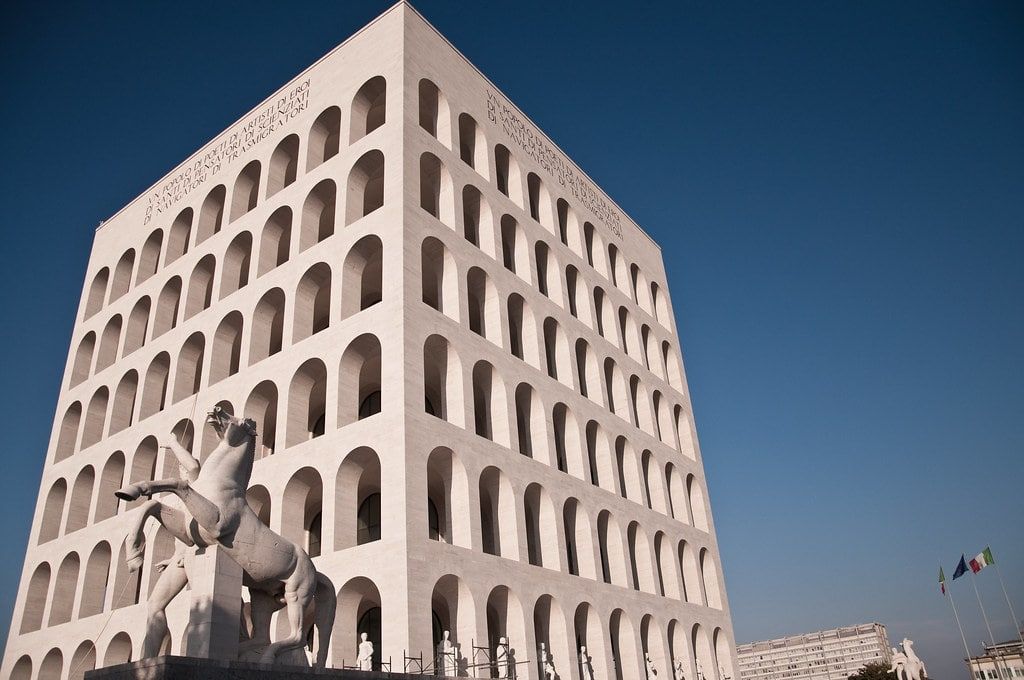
[117,478,235,543]
[258,549,319,665]
[313,573,337,668]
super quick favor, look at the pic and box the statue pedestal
[85,656,464,679]
[183,545,243,660]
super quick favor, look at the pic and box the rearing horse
[900,639,927,680]
[115,407,336,666]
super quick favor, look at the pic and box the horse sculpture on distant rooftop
[115,406,336,666]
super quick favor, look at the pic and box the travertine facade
[737,624,891,680]
[1,4,738,680]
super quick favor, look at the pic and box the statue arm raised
[163,438,200,481]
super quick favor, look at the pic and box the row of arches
[82,75,388,324]
[8,631,133,680]
[423,447,719,605]
[416,77,673,334]
[75,147,386,391]
[54,329,383,463]
[420,221,684,393]
[69,231,383,392]
[420,328,696,464]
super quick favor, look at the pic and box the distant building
[737,623,892,680]
[968,636,1024,680]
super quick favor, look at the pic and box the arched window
[267,134,299,197]
[140,352,170,419]
[575,339,599,402]
[462,184,495,255]
[514,383,549,464]
[299,179,337,251]
[110,249,135,302]
[39,480,66,543]
[424,335,463,426]
[500,215,530,281]
[172,332,205,403]
[523,483,558,569]
[84,267,109,320]
[281,468,323,558]
[220,232,253,299]
[165,208,192,266]
[293,263,332,342]
[350,76,386,142]
[80,542,112,617]
[70,331,95,387]
[604,358,629,421]
[109,370,138,435]
[210,311,244,383]
[96,314,122,373]
[542,318,572,387]
[245,381,278,458]
[494,144,521,205]
[345,150,385,225]
[249,288,285,364]
[472,361,510,447]
[230,160,260,221]
[153,276,182,338]
[21,563,50,632]
[459,113,487,172]
[183,254,216,320]
[426,447,470,547]
[257,207,292,276]
[334,447,381,550]
[49,552,81,624]
[420,237,457,320]
[338,334,382,427]
[286,359,327,447]
[479,467,518,558]
[307,106,341,171]
[552,402,584,477]
[467,267,501,344]
[418,79,451,146]
[123,296,151,357]
[420,152,454,225]
[81,387,108,450]
[137,229,163,285]
[196,184,225,244]
[527,173,553,231]
[507,293,540,368]
[340,234,384,319]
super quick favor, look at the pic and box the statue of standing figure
[580,645,595,680]
[539,642,558,680]
[496,636,511,679]
[645,653,658,680]
[674,659,687,680]
[437,630,456,676]
[358,632,374,671]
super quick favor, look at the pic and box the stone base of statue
[86,656,461,680]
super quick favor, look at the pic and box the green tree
[848,662,897,680]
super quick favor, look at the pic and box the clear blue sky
[1,2,1021,677]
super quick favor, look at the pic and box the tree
[849,662,897,680]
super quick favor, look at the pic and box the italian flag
[969,547,995,573]
[939,566,946,595]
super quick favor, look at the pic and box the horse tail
[312,571,337,668]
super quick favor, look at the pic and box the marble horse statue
[114,406,336,666]
[898,639,927,680]
[889,646,908,680]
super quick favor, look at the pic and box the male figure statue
[674,659,686,680]
[540,642,557,680]
[497,636,511,679]
[358,632,374,671]
[645,652,658,680]
[580,645,595,680]
[438,630,456,677]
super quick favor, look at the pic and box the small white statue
[898,639,927,680]
[358,632,374,670]
[697,661,705,680]
[645,652,658,680]
[437,630,456,676]
[719,666,729,680]
[674,659,686,680]
[497,636,511,679]
[540,642,557,680]
[580,645,595,680]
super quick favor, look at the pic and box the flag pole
[946,585,972,660]
[970,569,997,645]
[992,562,1024,646]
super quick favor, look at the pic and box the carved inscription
[143,79,312,225]
[486,90,622,238]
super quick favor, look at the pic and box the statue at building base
[114,406,336,666]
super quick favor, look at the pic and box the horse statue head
[207,405,257,445]
[200,406,258,491]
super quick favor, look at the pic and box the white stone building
[1,4,738,679]
[969,637,1024,680]
[736,624,892,680]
